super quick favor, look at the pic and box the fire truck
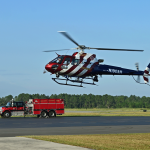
[0,99,64,118]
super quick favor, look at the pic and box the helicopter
[43,31,150,87]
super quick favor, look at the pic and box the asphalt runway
[0,116,150,137]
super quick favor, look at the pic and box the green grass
[65,108,149,111]
[1,108,150,118]
[24,133,150,150]
[63,108,150,116]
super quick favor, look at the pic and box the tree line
[0,93,150,108]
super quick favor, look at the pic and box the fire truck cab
[0,99,64,118]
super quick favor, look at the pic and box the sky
[0,0,150,97]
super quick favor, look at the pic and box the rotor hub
[78,45,86,50]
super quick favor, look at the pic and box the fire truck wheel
[49,111,56,117]
[41,111,47,118]
[3,111,11,118]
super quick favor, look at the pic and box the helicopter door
[63,58,71,65]
[61,58,71,69]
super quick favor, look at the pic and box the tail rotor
[135,63,139,71]
[135,63,140,83]
[143,63,150,84]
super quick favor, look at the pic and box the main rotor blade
[58,31,79,46]
[43,48,76,52]
[90,48,144,52]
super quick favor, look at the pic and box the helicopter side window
[71,59,80,65]
[63,58,71,65]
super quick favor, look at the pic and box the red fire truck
[0,99,64,118]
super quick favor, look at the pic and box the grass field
[1,108,150,118]
[63,108,150,116]
[25,133,150,150]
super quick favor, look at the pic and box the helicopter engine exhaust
[98,59,104,63]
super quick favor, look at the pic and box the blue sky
[0,0,150,97]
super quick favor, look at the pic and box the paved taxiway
[0,137,92,150]
[0,116,150,137]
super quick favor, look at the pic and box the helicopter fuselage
[45,52,99,77]
[44,52,150,87]
[45,52,144,77]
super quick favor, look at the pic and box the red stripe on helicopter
[143,76,148,82]
[60,53,80,75]
[144,70,149,74]
[80,56,84,63]
[72,54,96,76]
[81,62,98,77]
[61,53,87,75]
[61,65,77,75]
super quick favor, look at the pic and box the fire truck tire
[41,111,47,118]
[3,111,11,118]
[49,111,56,117]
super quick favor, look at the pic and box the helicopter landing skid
[52,78,96,87]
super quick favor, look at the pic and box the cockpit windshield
[51,56,64,64]
[6,102,11,107]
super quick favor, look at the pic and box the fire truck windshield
[6,102,11,107]
[6,102,17,107]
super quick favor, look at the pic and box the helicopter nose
[45,64,59,73]
[45,64,52,72]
